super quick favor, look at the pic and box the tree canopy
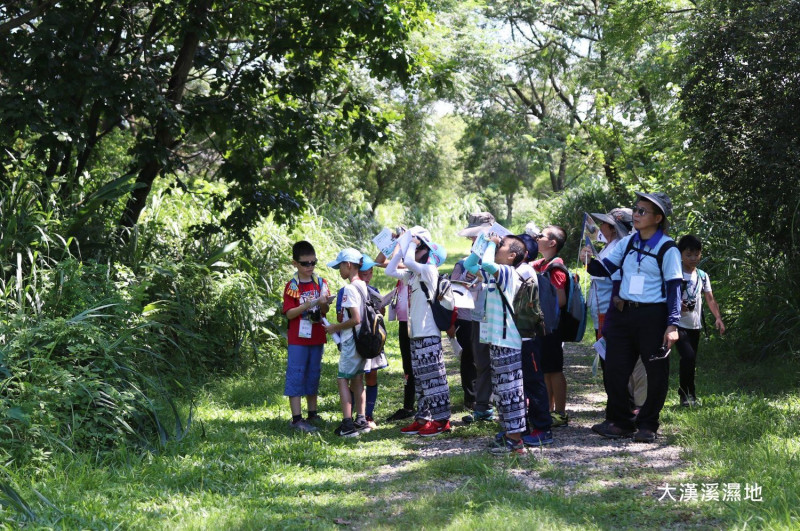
[0,0,429,239]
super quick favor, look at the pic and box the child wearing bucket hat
[386,231,453,437]
[378,225,432,423]
[586,191,683,443]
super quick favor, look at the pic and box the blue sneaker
[522,429,554,447]
[489,435,525,455]
[462,408,495,424]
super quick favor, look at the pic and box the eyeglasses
[297,260,317,267]
[535,233,552,240]
[632,206,653,216]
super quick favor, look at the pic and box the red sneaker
[400,420,427,435]
[418,420,451,437]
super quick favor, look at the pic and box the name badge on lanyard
[298,318,313,338]
[629,275,645,296]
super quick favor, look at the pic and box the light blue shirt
[479,265,522,349]
[604,232,682,303]
[589,238,622,317]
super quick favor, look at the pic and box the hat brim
[359,257,377,271]
[590,212,631,239]
[326,260,343,269]
[457,224,491,237]
[635,192,669,218]
[590,212,615,226]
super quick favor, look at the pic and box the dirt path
[372,342,688,498]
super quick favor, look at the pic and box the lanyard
[632,230,664,272]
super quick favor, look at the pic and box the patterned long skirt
[410,336,451,422]
[490,345,526,434]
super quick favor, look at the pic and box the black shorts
[540,328,564,374]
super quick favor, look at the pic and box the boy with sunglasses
[532,225,570,428]
[282,240,332,432]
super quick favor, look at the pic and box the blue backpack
[536,271,561,335]
[542,261,587,342]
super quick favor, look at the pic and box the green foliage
[681,0,800,357]
[0,0,431,237]
[682,0,800,252]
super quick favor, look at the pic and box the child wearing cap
[514,233,555,447]
[357,256,390,428]
[386,230,452,437]
[323,248,371,437]
[282,240,331,433]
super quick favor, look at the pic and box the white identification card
[629,275,645,295]
[298,318,313,338]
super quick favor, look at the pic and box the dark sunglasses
[297,260,317,267]
[632,206,654,216]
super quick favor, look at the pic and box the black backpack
[418,274,456,332]
[353,284,387,359]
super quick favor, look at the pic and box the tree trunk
[638,85,658,130]
[557,148,567,191]
[505,191,514,226]
[603,150,625,197]
[119,0,210,229]
[548,149,567,192]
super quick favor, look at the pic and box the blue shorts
[284,344,324,397]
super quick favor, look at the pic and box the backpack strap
[418,275,439,317]
[696,268,707,288]
[353,282,370,327]
[619,237,677,297]
[336,287,346,317]
[655,241,678,297]
[495,268,523,340]
[418,276,434,302]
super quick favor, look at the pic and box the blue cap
[516,233,538,262]
[360,256,377,271]
[327,248,363,269]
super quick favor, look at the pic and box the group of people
[281,190,726,453]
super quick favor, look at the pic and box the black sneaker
[386,408,414,422]
[354,415,372,433]
[680,395,698,407]
[334,420,359,438]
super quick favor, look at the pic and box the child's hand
[323,322,337,334]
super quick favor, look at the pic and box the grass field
[2,237,799,529]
